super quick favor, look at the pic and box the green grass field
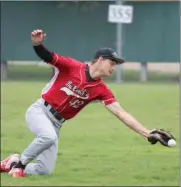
[1,81,180,186]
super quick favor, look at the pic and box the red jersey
[41,53,116,120]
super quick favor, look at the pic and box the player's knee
[40,134,57,147]
[35,162,53,175]
[39,167,53,175]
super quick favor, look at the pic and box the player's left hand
[147,129,176,147]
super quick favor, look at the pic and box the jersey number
[69,99,84,108]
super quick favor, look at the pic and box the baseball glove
[147,129,175,147]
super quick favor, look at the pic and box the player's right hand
[31,29,46,46]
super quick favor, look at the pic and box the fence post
[140,62,148,82]
[1,61,8,80]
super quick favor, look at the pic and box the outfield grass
[1,81,180,186]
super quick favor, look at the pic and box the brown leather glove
[148,129,176,147]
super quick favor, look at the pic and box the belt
[44,101,65,123]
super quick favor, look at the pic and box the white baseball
[168,139,177,147]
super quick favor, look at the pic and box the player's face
[99,58,117,77]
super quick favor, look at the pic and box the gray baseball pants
[20,98,65,175]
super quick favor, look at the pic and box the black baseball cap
[94,47,125,64]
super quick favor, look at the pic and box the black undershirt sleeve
[33,44,53,62]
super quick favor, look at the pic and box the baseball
[168,139,176,147]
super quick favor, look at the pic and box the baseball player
[1,29,175,178]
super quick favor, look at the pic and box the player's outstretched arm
[31,29,53,62]
[105,102,176,147]
[31,29,78,70]
[105,102,150,138]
